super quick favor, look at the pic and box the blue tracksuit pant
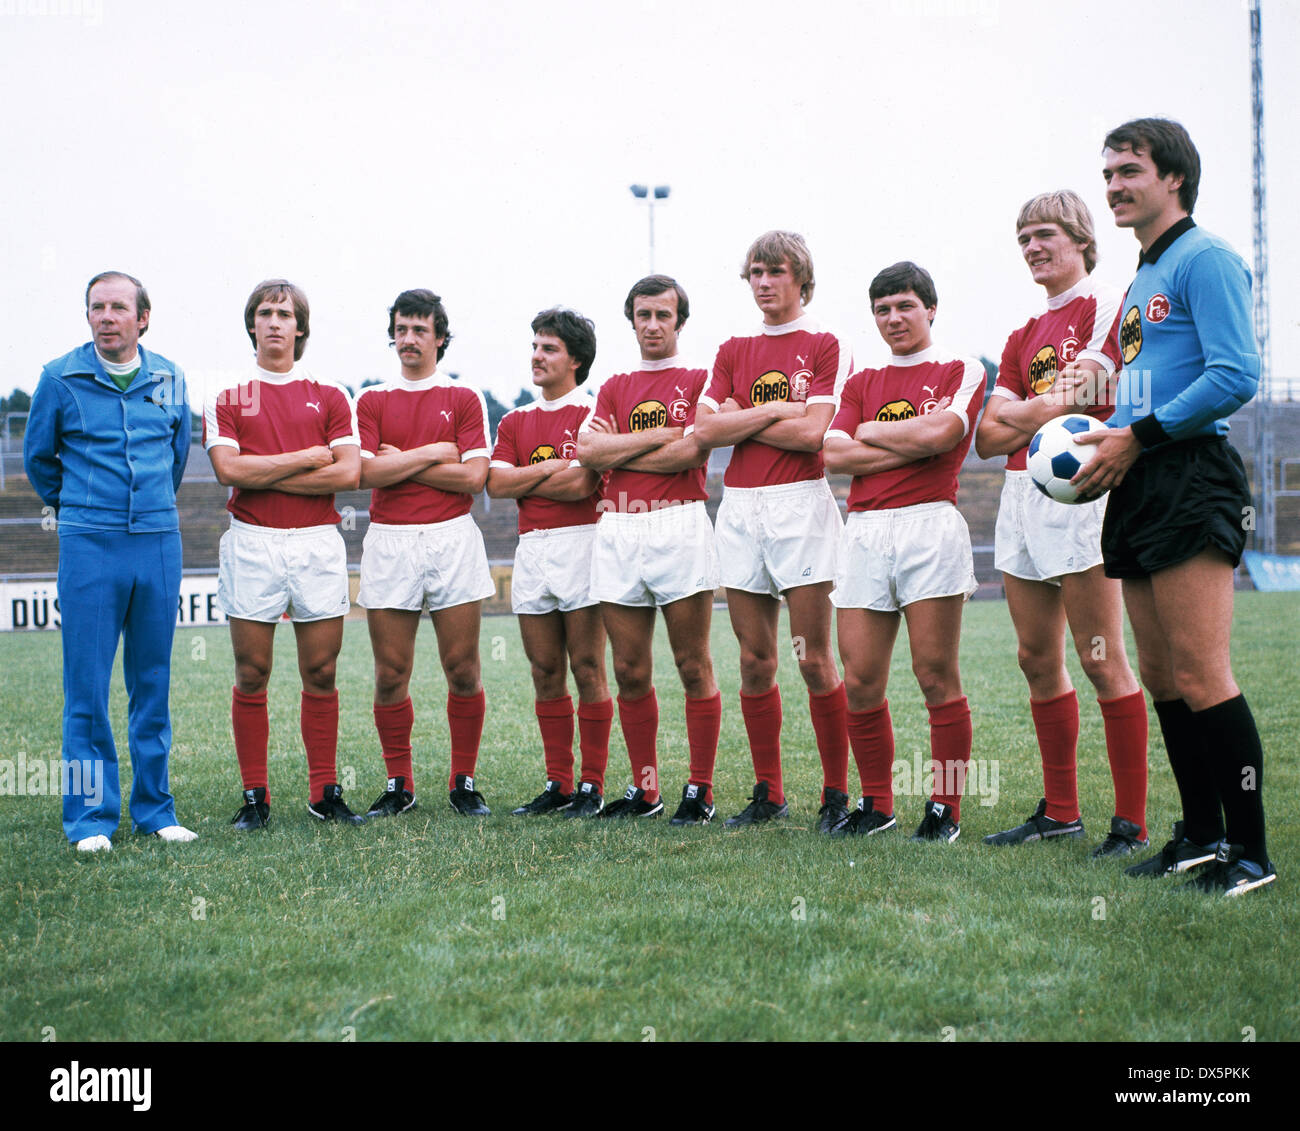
[57,529,182,841]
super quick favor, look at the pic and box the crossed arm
[208,443,361,493]
[487,459,599,502]
[974,362,1112,459]
[576,417,705,474]
[823,399,963,476]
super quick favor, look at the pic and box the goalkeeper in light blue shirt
[1072,118,1273,896]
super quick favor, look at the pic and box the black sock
[1193,695,1268,866]
[1152,698,1224,846]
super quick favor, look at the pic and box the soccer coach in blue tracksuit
[24,271,196,852]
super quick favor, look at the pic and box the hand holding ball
[1027,414,1109,504]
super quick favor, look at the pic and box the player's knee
[795,650,837,692]
[673,651,711,694]
[445,660,481,698]
[570,655,607,698]
[1136,657,1177,702]
[1016,644,1058,686]
[234,660,271,694]
[912,658,957,703]
[738,650,778,687]
[843,669,886,711]
[301,659,337,694]
[374,663,410,701]
[612,655,651,698]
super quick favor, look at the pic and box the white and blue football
[1026,414,1108,504]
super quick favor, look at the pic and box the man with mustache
[355,289,495,819]
[1072,118,1274,896]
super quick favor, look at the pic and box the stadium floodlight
[629,183,671,273]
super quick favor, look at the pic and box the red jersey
[991,276,1121,470]
[202,365,358,529]
[589,358,709,511]
[827,346,985,512]
[356,373,490,525]
[699,314,851,488]
[491,386,600,534]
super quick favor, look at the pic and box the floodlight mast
[1248,1,1275,554]
[629,184,671,274]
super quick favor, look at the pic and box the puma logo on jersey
[675,384,687,398]
[440,410,454,422]
[305,401,321,413]
[796,354,807,366]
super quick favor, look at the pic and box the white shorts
[714,478,841,597]
[589,500,718,607]
[994,470,1105,585]
[512,524,599,615]
[218,518,351,623]
[831,501,977,612]
[357,515,495,612]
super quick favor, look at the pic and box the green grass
[1,593,1297,1042]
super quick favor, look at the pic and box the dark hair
[531,307,597,385]
[388,288,453,361]
[1103,117,1200,213]
[244,279,310,360]
[623,275,690,329]
[85,271,150,335]
[869,261,938,314]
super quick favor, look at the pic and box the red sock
[810,682,849,800]
[617,689,660,802]
[685,692,722,802]
[1099,689,1149,839]
[446,690,486,789]
[374,697,414,789]
[536,695,575,792]
[301,689,339,802]
[740,685,783,804]
[232,687,269,796]
[847,701,894,816]
[1032,690,1080,823]
[928,696,971,824]
[577,697,613,792]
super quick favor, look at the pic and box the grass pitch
[1,593,1296,1042]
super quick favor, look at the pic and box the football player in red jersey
[355,290,495,818]
[489,308,614,818]
[577,276,721,824]
[692,233,853,830]
[823,262,985,843]
[204,279,363,828]
[974,192,1148,858]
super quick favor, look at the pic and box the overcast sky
[4,0,1297,412]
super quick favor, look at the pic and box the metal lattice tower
[1250,0,1275,552]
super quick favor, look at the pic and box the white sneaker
[154,824,198,843]
[76,834,112,853]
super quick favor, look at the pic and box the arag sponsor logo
[1029,344,1058,395]
[529,444,559,464]
[749,370,789,405]
[875,399,916,422]
[1120,305,1143,364]
[628,400,668,431]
